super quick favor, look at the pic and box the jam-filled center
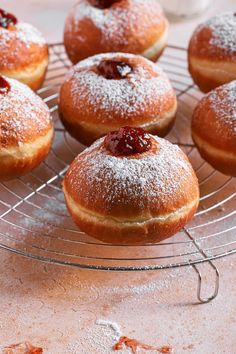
[0,76,10,95]
[0,9,18,29]
[91,0,121,9]
[98,59,133,80]
[104,127,152,156]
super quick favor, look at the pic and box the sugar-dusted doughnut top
[64,0,168,62]
[64,135,199,219]
[192,80,236,152]
[59,53,176,127]
[0,9,48,71]
[189,12,236,61]
[0,77,52,147]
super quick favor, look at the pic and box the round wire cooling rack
[0,44,235,302]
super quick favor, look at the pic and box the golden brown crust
[63,136,199,243]
[192,81,236,176]
[64,0,168,63]
[59,53,177,145]
[191,134,236,177]
[0,131,53,181]
[64,193,198,244]
[0,22,49,90]
[188,12,236,92]
[188,56,236,93]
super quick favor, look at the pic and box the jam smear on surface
[0,76,10,95]
[104,127,151,156]
[98,59,133,80]
[2,341,43,354]
[91,0,121,9]
[113,336,172,354]
[0,9,18,29]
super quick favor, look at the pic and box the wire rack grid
[0,44,235,302]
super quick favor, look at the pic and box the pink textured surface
[0,252,235,353]
[0,1,236,353]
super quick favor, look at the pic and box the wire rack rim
[0,243,236,271]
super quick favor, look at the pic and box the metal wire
[0,44,235,273]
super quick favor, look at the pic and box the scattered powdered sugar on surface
[67,136,194,210]
[204,12,236,52]
[96,319,122,341]
[71,0,162,47]
[103,267,190,297]
[69,53,173,120]
[208,80,236,132]
[0,78,51,144]
[66,268,186,353]
[0,21,46,48]
[67,320,127,354]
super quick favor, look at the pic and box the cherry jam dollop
[104,127,151,156]
[0,9,18,29]
[0,76,10,95]
[98,59,133,80]
[91,0,121,9]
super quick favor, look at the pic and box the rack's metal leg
[191,262,220,303]
[184,228,220,303]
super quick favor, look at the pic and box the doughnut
[0,8,49,91]
[59,53,177,146]
[192,81,236,176]
[0,76,54,180]
[63,127,199,244]
[64,0,169,64]
[188,12,236,92]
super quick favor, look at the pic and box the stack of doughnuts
[188,12,236,92]
[64,0,169,64]
[59,52,177,145]
[0,8,49,90]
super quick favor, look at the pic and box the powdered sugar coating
[96,319,122,341]
[208,12,236,52]
[0,22,46,48]
[64,0,168,63]
[65,53,175,122]
[71,0,163,47]
[208,80,236,132]
[192,80,236,155]
[0,77,52,147]
[193,12,236,55]
[0,21,47,70]
[65,136,198,215]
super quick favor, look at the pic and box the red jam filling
[0,76,10,95]
[98,59,133,80]
[0,9,18,29]
[91,0,121,9]
[104,127,151,156]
